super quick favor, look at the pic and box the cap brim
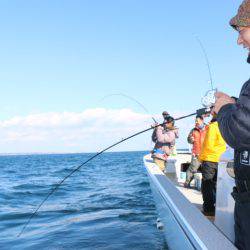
[230,16,239,30]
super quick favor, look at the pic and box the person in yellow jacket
[199,116,226,216]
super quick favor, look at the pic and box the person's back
[199,118,226,215]
[199,120,226,162]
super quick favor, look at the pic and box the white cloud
[0,108,194,153]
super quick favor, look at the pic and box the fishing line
[195,35,214,91]
[100,93,158,123]
[18,110,200,237]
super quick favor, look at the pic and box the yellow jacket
[199,121,226,163]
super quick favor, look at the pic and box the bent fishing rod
[195,35,214,91]
[195,35,217,108]
[18,107,210,237]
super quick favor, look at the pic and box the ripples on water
[0,151,167,249]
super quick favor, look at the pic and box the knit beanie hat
[230,0,250,29]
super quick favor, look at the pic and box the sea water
[0,151,167,250]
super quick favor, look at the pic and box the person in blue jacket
[214,1,250,249]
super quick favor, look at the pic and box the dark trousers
[186,156,201,185]
[232,183,250,249]
[234,200,250,250]
[201,161,218,212]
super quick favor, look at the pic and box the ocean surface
[0,151,167,250]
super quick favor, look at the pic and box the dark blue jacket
[217,79,250,150]
[217,79,250,180]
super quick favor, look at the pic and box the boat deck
[146,153,215,221]
[166,174,216,222]
[164,172,202,207]
[176,183,203,210]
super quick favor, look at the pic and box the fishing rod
[18,108,212,237]
[195,35,214,91]
[100,93,158,123]
[195,35,217,108]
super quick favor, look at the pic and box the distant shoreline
[0,148,189,157]
[0,150,149,157]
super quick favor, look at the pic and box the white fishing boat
[143,148,236,249]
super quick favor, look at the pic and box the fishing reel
[196,89,217,116]
[201,89,217,108]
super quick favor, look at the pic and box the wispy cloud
[0,108,194,153]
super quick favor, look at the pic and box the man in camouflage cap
[214,0,250,248]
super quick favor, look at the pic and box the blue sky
[0,0,248,153]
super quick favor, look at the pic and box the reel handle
[201,89,217,108]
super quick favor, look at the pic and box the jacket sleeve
[217,80,250,150]
[156,127,175,143]
[187,129,194,144]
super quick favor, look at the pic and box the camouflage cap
[230,0,250,29]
